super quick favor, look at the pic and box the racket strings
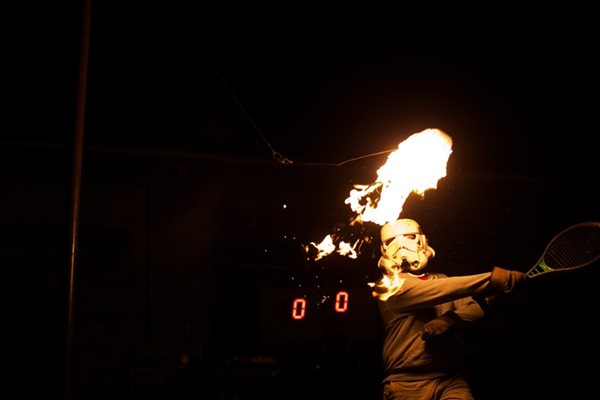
[543,225,600,269]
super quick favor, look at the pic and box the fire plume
[345,128,453,226]
[308,128,453,260]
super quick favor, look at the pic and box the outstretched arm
[377,267,526,314]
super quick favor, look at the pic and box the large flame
[308,128,453,260]
[345,128,453,225]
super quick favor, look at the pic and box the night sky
[4,2,599,399]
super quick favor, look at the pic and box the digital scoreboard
[260,287,380,345]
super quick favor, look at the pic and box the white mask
[378,218,435,273]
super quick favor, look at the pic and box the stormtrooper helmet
[378,218,435,273]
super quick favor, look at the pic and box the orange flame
[367,273,406,301]
[308,236,359,260]
[345,128,453,225]
[309,234,336,261]
[308,128,453,260]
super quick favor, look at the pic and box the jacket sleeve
[380,272,497,314]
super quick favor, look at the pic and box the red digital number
[291,298,306,320]
[335,291,349,313]
[291,291,350,320]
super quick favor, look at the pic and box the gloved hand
[421,311,462,343]
[490,267,527,293]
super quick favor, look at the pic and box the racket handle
[527,260,553,279]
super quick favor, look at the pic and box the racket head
[526,221,600,279]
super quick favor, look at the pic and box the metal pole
[65,0,92,399]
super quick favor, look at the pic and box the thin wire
[178,1,394,167]
[177,2,291,163]
[207,55,295,165]
[293,149,395,167]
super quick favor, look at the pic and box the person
[370,218,526,400]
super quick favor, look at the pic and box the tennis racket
[526,221,600,279]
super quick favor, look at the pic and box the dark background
[4,1,599,399]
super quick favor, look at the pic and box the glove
[421,311,462,343]
[490,267,527,293]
